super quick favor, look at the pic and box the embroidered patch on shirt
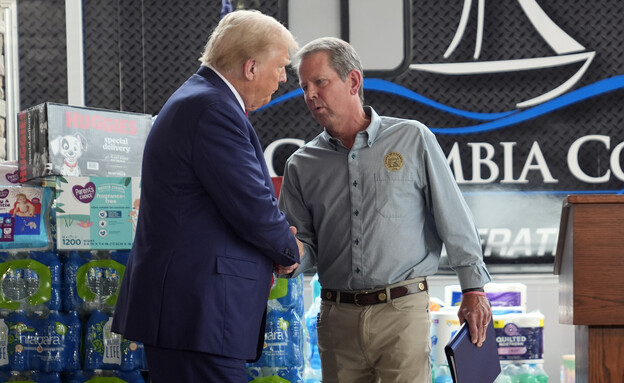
[384,152,403,171]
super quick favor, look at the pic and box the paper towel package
[55,177,141,250]
[445,283,527,311]
[430,308,461,366]
[17,102,152,182]
[493,311,544,363]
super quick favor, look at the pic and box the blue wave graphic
[430,75,624,134]
[256,88,303,112]
[363,79,516,121]
[256,75,624,135]
[256,79,516,120]
[462,189,624,196]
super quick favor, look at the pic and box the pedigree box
[18,103,152,182]
[55,176,141,250]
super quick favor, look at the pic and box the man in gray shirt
[278,37,493,383]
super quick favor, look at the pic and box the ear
[77,133,88,151]
[50,136,61,155]
[348,69,362,96]
[243,58,256,81]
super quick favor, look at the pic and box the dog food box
[18,102,152,182]
[55,176,141,250]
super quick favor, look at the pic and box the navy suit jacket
[112,66,299,361]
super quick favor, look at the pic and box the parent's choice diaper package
[0,161,20,186]
[55,177,140,250]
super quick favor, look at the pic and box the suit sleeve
[192,102,299,266]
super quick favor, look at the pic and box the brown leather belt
[321,280,428,306]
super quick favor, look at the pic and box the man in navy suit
[112,10,301,382]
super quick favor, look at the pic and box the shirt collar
[363,106,381,147]
[208,65,246,114]
[323,106,381,149]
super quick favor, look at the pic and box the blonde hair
[199,10,298,75]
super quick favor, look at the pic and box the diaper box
[55,177,141,250]
[17,102,152,182]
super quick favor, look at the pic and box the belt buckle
[353,291,367,306]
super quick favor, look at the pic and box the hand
[290,226,304,257]
[275,262,299,275]
[457,294,492,347]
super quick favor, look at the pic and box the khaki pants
[317,280,431,383]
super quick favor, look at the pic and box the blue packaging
[0,186,53,251]
[304,305,321,371]
[84,309,146,371]
[49,206,57,252]
[0,251,61,312]
[0,318,8,371]
[5,310,81,372]
[62,251,128,313]
[269,275,304,316]
[249,307,304,370]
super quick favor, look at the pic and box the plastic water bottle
[2,268,27,302]
[87,266,118,303]
[306,312,321,370]
[87,267,104,298]
[494,372,513,383]
[311,273,321,301]
[499,363,520,383]
[24,268,40,297]
[102,268,119,298]
[303,274,322,382]
[517,363,538,383]
[533,362,549,383]
[433,364,453,383]
[494,363,513,383]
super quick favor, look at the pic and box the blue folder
[444,319,501,383]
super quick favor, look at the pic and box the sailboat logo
[409,0,595,109]
[257,0,624,134]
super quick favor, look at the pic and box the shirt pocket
[374,178,415,218]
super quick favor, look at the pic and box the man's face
[246,44,290,111]
[298,51,352,129]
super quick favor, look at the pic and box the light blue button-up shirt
[279,107,491,291]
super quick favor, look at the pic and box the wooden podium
[554,195,624,382]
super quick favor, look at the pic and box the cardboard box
[18,103,152,182]
[55,177,141,250]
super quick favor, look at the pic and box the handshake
[274,226,304,275]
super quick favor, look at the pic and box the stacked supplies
[247,275,305,383]
[431,282,549,382]
[0,248,147,382]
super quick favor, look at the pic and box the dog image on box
[50,133,88,176]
